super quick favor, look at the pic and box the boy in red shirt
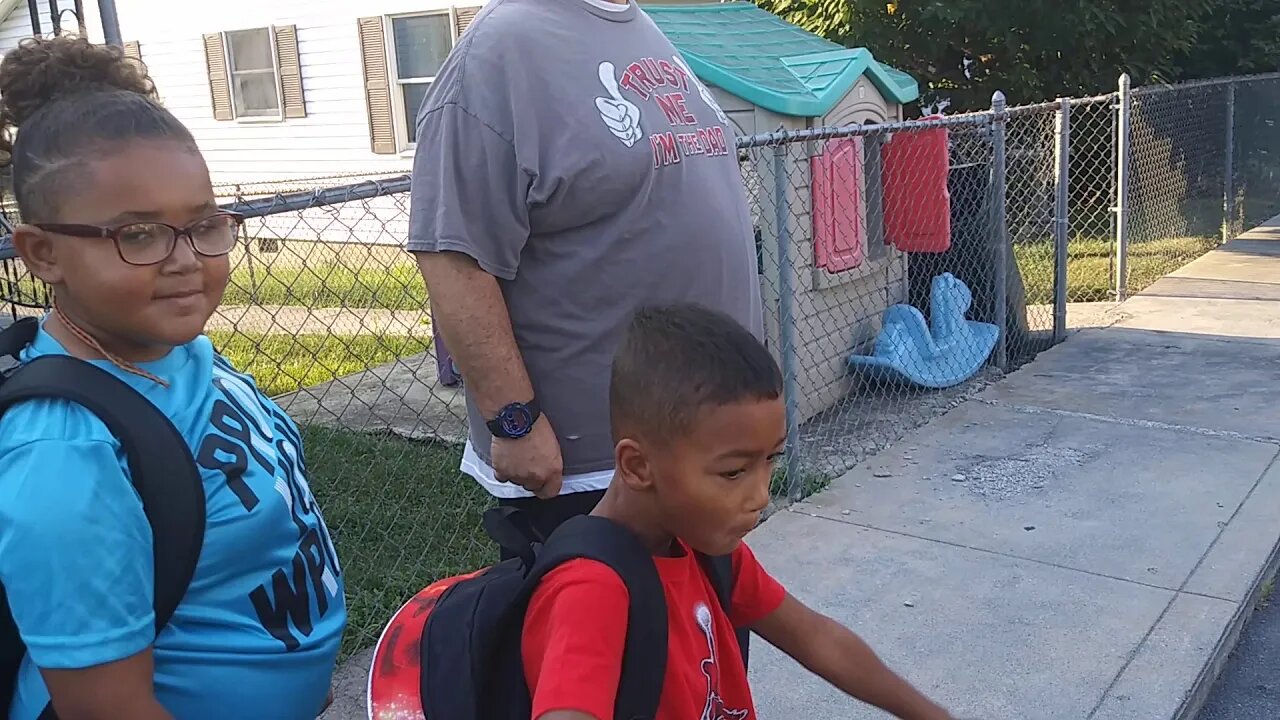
[522,304,955,720]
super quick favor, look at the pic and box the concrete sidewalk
[747,217,1280,719]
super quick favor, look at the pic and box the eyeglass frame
[32,211,246,266]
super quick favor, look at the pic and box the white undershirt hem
[460,440,616,499]
[581,0,631,12]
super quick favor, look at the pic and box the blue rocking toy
[848,273,999,389]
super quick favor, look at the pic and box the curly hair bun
[0,36,156,153]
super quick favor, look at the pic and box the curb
[1175,531,1280,720]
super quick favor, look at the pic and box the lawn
[207,330,432,397]
[1015,235,1218,303]
[223,262,426,311]
[300,426,495,657]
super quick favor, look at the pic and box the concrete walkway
[208,305,430,337]
[747,216,1280,719]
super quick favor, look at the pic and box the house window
[225,28,281,118]
[389,13,454,145]
[202,25,305,122]
[358,8,478,154]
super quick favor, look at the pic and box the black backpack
[0,317,205,720]
[396,506,750,720]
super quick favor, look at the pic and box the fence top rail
[1133,71,1280,95]
[736,111,993,148]
[225,174,412,219]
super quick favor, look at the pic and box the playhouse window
[389,13,455,146]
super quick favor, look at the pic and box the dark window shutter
[273,25,306,119]
[454,6,481,36]
[202,33,235,121]
[357,17,397,154]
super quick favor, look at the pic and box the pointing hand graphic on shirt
[596,61,643,147]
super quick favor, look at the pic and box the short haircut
[609,303,783,443]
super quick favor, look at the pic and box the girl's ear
[12,224,65,285]
[615,438,655,492]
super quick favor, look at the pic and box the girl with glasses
[0,36,346,719]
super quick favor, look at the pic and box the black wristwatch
[486,398,541,439]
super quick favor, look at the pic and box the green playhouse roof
[646,2,919,117]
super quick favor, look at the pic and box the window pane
[226,28,274,72]
[392,15,451,80]
[403,82,431,144]
[234,72,281,116]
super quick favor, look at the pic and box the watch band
[486,398,541,439]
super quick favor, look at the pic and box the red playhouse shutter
[811,137,865,274]
[883,117,952,253]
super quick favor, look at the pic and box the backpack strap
[0,317,37,367]
[0,345,205,719]
[698,553,751,671]
[525,515,668,720]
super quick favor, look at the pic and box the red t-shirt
[522,541,787,720]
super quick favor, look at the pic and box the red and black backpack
[367,507,751,720]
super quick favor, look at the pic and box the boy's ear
[13,225,65,285]
[615,437,655,491]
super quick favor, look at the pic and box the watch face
[499,404,534,436]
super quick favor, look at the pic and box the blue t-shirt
[0,323,346,719]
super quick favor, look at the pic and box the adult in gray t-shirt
[408,0,763,537]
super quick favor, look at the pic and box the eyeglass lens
[116,215,239,264]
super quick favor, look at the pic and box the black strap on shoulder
[526,515,667,720]
[0,338,205,720]
[698,553,751,671]
[0,317,37,366]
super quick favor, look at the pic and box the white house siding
[101,0,489,246]
[113,0,480,187]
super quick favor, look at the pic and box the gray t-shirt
[407,0,764,477]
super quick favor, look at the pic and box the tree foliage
[757,0,1276,112]
[1170,0,1280,79]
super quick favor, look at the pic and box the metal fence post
[1053,97,1071,344]
[1114,73,1132,300]
[989,91,1009,371]
[1223,80,1236,243]
[97,0,123,46]
[26,0,42,35]
[234,185,261,304]
[772,143,801,497]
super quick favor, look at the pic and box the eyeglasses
[34,211,244,266]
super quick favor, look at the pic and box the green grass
[301,426,495,658]
[207,330,432,397]
[770,465,831,500]
[1015,236,1219,303]
[223,263,427,311]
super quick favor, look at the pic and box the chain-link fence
[1,71,1278,657]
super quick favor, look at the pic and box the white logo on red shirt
[694,603,749,720]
